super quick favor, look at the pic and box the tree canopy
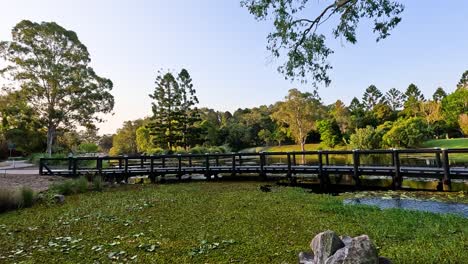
[0,20,114,155]
[241,0,404,85]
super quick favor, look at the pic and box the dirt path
[0,174,66,192]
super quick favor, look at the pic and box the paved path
[0,160,38,175]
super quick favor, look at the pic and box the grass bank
[0,182,466,263]
[420,138,468,149]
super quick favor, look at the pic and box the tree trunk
[46,126,56,157]
[301,141,306,164]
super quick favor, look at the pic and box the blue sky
[1,0,467,134]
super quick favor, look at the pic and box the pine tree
[385,88,404,111]
[362,85,383,111]
[148,71,183,150]
[177,69,201,149]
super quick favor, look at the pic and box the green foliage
[136,126,155,154]
[385,88,404,111]
[110,120,144,155]
[78,142,99,153]
[382,117,430,148]
[442,86,468,128]
[0,20,114,155]
[0,189,20,213]
[50,177,89,195]
[457,70,468,90]
[0,90,46,155]
[148,69,202,151]
[349,126,381,149]
[241,0,404,86]
[0,182,465,263]
[19,187,35,208]
[420,138,468,149]
[317,120,342,148]
[271,89,324,152]
[0,187,35,213]
[330,100,351,134]
[432,87,447,102]
[362,85,383,110]
[27,153,67,165]
[92,176,104,192]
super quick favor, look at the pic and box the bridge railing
[39,148,468,188]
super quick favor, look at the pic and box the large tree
[148,69,201,151]
[271,88,324,158]
[241,0,404,85]
[148,71,182,150]
[0,20,114,155]
[177,69,201,149]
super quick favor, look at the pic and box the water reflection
[344,197,468,217]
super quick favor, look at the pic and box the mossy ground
[0,182,466,263]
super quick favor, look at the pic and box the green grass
[242,143,325,153]
[420,138,468,149]
[0,182,466,263]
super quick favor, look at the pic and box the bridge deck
[39,149,468,191]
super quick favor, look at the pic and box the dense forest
[2,69,465,158]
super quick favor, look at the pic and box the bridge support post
[286,152,292,185]
[392,149,401,190]
[72,158,77,177]
[39,158,44,175]
[97,157,102,177]
[149,157,156,183]
[318,151,325,191]
[231,153,236,177]
[352,150,361,189]
[204,154,211,180]
[441,149,451,191]
[259,152,266,180]
[177,154,182,180]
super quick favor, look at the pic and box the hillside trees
[0,20,114,155]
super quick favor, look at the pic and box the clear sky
[1,0,467,134]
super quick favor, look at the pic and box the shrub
[189,146,208,154]
[382,117,431,148]
[51,180,75,195]
[92,176,104,192]
[28,153,67,165]
[146,147,164,155]
[0,189,20,213]
[349,126,381,149]
[78,142,99,153]
[20,187,35,208]
[0,187,35,213]
[75,177,89,193]
[51,177,89,195]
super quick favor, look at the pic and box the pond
[344,197,468,217]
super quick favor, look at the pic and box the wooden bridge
[40,148,468,191]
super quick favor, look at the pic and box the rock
[298,252,315,264]
[53,194,65,204]
[311,230,345,263]
[340,236,353,247]
[325,235,378,264]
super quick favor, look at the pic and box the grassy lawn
[420,138,468,149]
[242,143,323,153]
[0,182,467,263]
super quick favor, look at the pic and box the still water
[344,197,468,217]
